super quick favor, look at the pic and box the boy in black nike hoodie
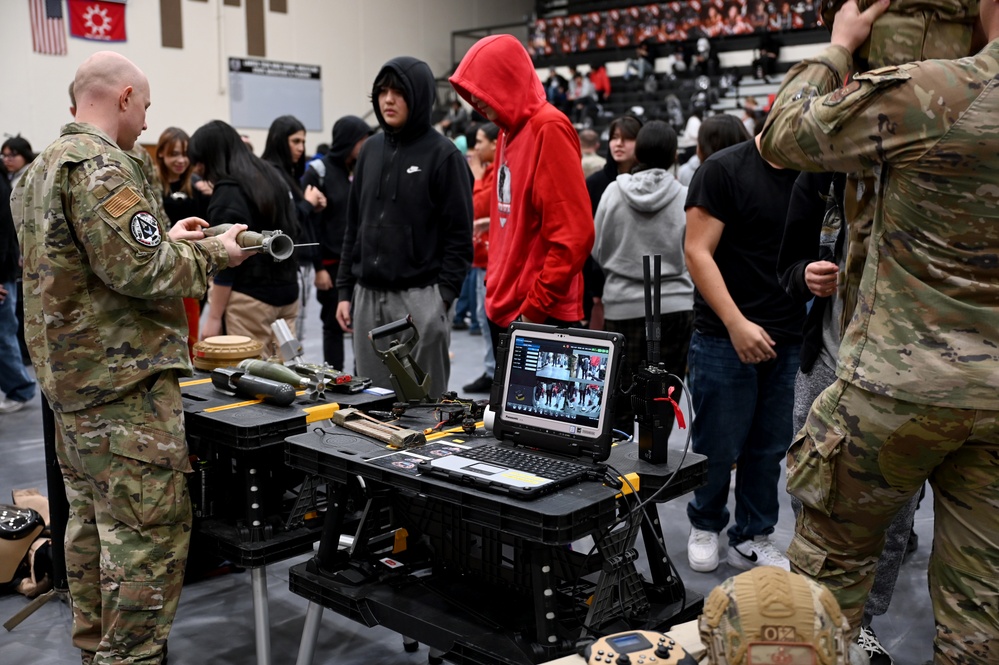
[335,57,473,398]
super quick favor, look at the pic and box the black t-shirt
[684,140,804,344]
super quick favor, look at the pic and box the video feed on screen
[503,334,610,434]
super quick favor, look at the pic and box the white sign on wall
[228,57,322,132]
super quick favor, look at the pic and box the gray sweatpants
[792,361,920,621]
[350,284,451,400]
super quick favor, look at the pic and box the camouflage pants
[55,371,192,665]
[787,380,999,664]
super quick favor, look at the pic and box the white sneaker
[0,398,27,414]
[687,528,720,572]
[727,535,790,571]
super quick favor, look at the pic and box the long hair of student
[154,126,193,198]
[261,114,307,192]
[188,119,298,236]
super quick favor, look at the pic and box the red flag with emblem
[69,0,127,42]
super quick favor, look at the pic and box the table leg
[529,543,558,646]
[640,505,672,587]
[295,601,325,665]
[251,566,272,665]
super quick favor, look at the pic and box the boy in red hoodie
[449,34,594,355]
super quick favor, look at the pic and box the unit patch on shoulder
[103,186,142,218]
[130,212,162,248]
[823,79,862,107]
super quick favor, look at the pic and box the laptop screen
[493,324,623,461]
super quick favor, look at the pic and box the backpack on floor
[0,489,52,599]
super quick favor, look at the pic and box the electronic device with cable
[633,255,685,465]
[418,323,624,498]
[582,630,697,665]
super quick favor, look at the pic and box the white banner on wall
[228,57,323,132]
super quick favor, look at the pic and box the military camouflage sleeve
[68,156,226,300]
[760,45,933,174]
[128,146,167,223]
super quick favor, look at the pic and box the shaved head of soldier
[73,51,150,151]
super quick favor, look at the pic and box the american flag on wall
[30,0,68,55]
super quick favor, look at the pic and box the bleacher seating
[529,38,826,139]
[436,21,830,146]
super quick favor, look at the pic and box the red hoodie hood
[449,34,546,134]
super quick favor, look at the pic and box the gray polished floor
[0,289,936,664]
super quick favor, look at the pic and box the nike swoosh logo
[735,549,758,562]
[406,166,422,174]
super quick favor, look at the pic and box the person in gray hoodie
[592,120,693,428]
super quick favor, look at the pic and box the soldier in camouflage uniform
[819,0,979,340]
[759,1,999,662]
[11,51,249,664]
[69,79,166,222]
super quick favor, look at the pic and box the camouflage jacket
[760,43,999,410]
[127,144,166,221]
[820,0,979,63]
[11,122,229,413]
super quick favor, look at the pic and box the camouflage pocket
[116,580,165,612]
[108,422,189,471]
[786,427,844,517]
[110,580,168,661]
[112,372,192,473]
[786,534,828,577]
[107,428,191,530]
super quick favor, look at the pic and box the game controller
[583,630,697,665]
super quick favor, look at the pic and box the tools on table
[331,408,426,449]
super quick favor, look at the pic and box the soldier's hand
[218,223,252,267]
[831,0,890,54]
[169,217,209,241]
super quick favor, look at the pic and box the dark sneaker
[857,625,894,665]
[462,373,493,394]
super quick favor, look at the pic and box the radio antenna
[643,255,662,365]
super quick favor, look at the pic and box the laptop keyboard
[461,445,591,481]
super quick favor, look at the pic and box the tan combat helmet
[699,567,849,665]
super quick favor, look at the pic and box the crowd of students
[8,0,999,659]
